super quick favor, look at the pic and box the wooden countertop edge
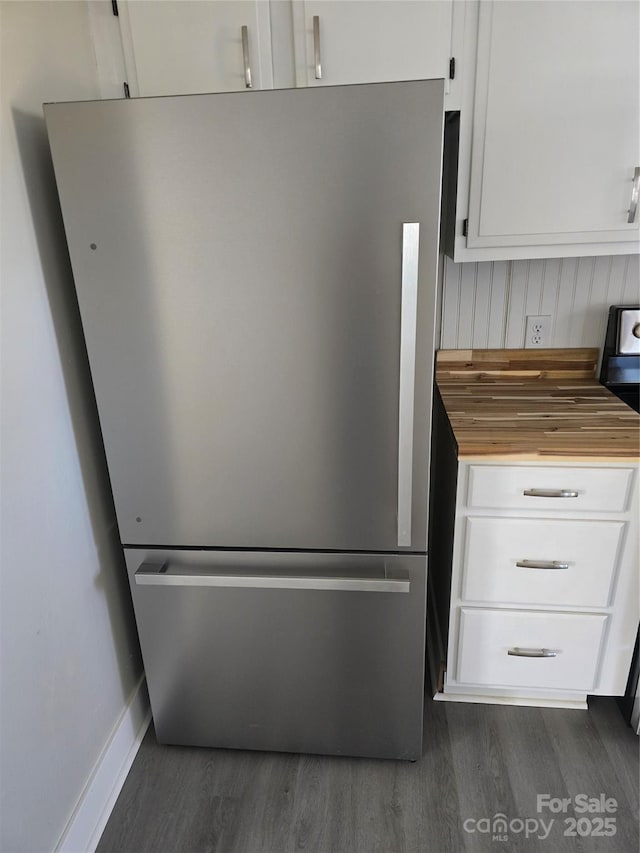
[457,453,640,464]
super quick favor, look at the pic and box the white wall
[440,254,639,350]
[0,3,143,851]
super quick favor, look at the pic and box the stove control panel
[619,308,640,355]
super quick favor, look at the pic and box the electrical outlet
[525,315,552,348]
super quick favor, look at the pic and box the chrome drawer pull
[516,560,569,570]
[523,488,578,498]
[508,647,557,658]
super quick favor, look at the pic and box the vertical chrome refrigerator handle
[313,16,322,79]
[628,166,640,223]
[241,26,252,88]
[397,223,420,548]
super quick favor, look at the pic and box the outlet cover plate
[525,315,552,348]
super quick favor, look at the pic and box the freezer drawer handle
[516,559,570,570]
[397,222,420,547]
[507,647,558,658]
[628,166,640,223]
[241,26,252,88]
[523,488,578,498]
[313,16,322,79]
[134,561,410,593]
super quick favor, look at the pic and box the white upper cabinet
[449,0,640,261]
[115,1,458,98]
[118,0,274,96]
[291,1,453,87]
[110,1,638,262]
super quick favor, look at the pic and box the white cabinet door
[119,0,273,96]
[466,0,639,250]
[292,0,452,87]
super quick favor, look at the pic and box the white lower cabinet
[439,462,639,708]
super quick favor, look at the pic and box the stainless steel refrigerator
[45,80,444,760]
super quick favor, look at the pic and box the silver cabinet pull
[628,166,640,223]
[397,223,420,548]
[313,15,322,79]
[523,488,578,498]
[508,647,557,658]
[241,25,252,88]
[516,560,570,570]
[135,561,410,593]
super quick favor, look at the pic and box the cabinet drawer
[457,608,606,691]
[462,518,623,607]
[467,465,633,513]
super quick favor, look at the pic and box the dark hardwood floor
[98,695,638,853]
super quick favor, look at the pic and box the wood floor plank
[96,733,203,852]
[346,759,410,853]
[97,697,639,853]
[588,696,639,816]
[186,750,264,853]
[288,754,354,852]
[444,702,537,853]
[541,705,639,853]
[403,694,469,853]
[245,752,299,853]
[491,705,588,852]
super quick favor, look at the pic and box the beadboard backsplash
[440,254,639,351]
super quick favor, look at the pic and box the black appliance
[599,305,640,413]
[600,305,639,729]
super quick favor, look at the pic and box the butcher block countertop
[436,348,640,462]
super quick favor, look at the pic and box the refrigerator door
[45,81,444,551]
[125,548,428,759]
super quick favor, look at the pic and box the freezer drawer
[125,549,428,760]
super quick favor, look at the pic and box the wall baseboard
[55,675,151,853]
